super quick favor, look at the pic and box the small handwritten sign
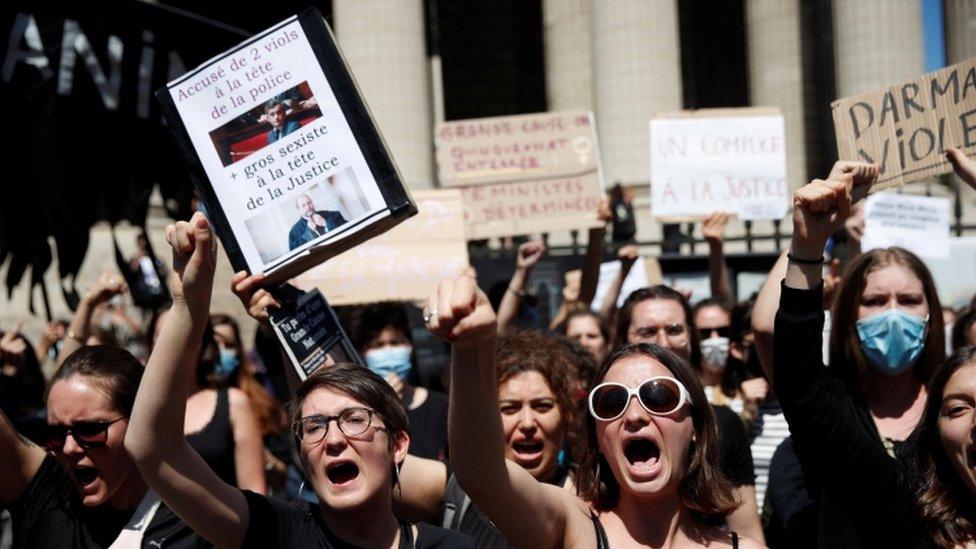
[861,192,950,259]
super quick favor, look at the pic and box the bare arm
[125,214,249,548]
[0,403,45,505]
[599,245,638,325]
[726,485,765,544]
[751,250,788,383]
[395,454,448,523]
[428,275,577,548]
[702,212,733,304]
[59,272,126,367]
[578,199,613,307]
[496,240,545,336]
[228,388,267,494]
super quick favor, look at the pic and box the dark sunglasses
[697,326,731,340]
[44,417,126,450]
[588,377,692,421]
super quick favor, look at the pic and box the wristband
[787,252,825,265]
[507,287,529,298]
[66,330,86,343]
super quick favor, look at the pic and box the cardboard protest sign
[861,192,951,260]
[158,9,416,285]
[650,108,789,221]
[269,286,360,381]
[290,189,469,305]
[831,57,976,189]
[435,111,604,239]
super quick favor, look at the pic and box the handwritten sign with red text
[650,107,788,221]
[435,111,603,239]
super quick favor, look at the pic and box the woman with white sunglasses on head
[426,274,764,548]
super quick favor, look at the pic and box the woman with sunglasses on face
[425,274,763,548]
[614,285,764,542]
[125,214,472,548]
[0,345,211,548]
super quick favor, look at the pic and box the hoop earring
[298,481,305,498]
[393,463,403,499]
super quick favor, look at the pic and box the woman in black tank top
[426,275,760,548]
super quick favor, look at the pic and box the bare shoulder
[227,387,253,408]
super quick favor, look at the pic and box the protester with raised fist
[126,213,471,548]
[427,273,763,548]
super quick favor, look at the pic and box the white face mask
[701,336,730,373]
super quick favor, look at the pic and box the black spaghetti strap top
[186,388,237,486]
[589,511,739,549]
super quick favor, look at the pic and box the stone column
[333,0,433,189]
[542,0,593,111]
[943,0,976,230]
[592,0,682,187]
[745,0,807,193]
[832,0,924,97]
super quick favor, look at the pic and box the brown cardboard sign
[831,57,976,189]
[435,110,604,238]
[290,190,468,305]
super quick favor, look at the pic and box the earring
[393,463,403,499]
[298,481,305,498]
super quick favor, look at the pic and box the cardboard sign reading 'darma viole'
[831,56,976,189]
[289,189,469,305]
[434,110,604,239]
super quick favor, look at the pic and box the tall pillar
[745,0,807,194]
[832,0,924,97]
[592,0,682,187]
[542,0,593,111]
[333,0,433,189]
[943,1,976,228]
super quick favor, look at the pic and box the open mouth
[512,440,544,456]
[624,438,661,472]
[325,461,360,486]
[73,466,100,486]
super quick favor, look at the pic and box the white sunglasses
[588,376,693,421]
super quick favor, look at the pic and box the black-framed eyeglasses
[293,407,375,445]
[697,326,731,340]
[44,417,126,450]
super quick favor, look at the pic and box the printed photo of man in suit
[265,99,301,144]
[288,193,347,250]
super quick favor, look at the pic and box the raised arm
[599,244,638,324]
[58,272,126,367]
[125,213,249,548]
[0,326,46,504]
[496,240,545,335]
[578,199,613,307]
[702,212,733,304]
[428,275,575,548]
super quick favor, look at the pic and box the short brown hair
[614,286,702,370]
[829,247,945,397]
[52,346,144,416]
[289,362,409,450]
[575,344,737,523]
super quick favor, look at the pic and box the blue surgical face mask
[214,348,240,380]
[364,345,413,380]
[856,308,928,376]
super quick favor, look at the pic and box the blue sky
[923,0,945,70]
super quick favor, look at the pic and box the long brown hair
[614,286,702,371]
[575,344,737,523]
[829,247,944,398]
[913,346,976,545]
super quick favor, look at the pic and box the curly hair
[913,346,976,546]
[575,344,738,523]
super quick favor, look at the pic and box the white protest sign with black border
[861,192,951,260]
[157,9,416,285]
[650,107,789,221]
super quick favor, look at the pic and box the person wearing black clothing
[1,344,208,548]
[772,163,940,548]
[126,214,471,548]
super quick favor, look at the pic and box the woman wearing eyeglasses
[425,274,763,548]
[613,284,763,542]
[0,344,211,548]
[124,214,472,548]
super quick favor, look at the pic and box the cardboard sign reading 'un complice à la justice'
[832,56,976,189]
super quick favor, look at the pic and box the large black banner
[0,1,257,314]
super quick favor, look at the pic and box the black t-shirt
[241,490,473,548]
[714,404,757,487]
[9,455,211,548]
[407,390,449,461]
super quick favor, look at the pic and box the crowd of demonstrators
[9,152,976,548]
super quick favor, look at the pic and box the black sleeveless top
[186,388,237,486]
[589,511,739,549]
